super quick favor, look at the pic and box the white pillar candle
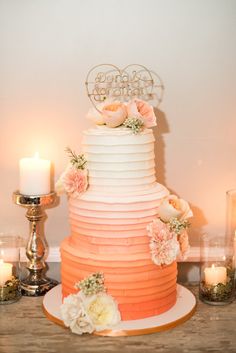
[19,153,51,195]
[0,259,13,286]
[204,264,227,285]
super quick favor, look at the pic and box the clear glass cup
[0,235,22,304]
[199,234,235,305]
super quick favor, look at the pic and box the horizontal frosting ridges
[82,127,157,193]
[61,238,177,320]
[60,126,177,320]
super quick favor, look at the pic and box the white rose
[60,294,83,327]
[158,195,193,222]
[60,294,94,335]
[70,311,94,335]
[83,293,121,331]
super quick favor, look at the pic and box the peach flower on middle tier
[158,195,193,222]
[127,99,157,128]
[102,102,127,128]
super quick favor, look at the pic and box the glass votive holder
[0,235,21,304]
[199,235,235,305]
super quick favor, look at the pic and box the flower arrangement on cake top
[147,195,193,266]
[87,98,156,134]
[55,147,88,198]
[60,272,121,335]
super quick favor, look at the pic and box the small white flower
[83,293,121,331]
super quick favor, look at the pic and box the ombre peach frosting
[60,126,178,321]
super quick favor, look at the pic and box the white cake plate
[43,284,196,336]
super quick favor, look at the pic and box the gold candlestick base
[13,191,58,296]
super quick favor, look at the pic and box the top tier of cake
[82,126,156,194]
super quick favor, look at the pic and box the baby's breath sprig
[75,272,105,296]
[168,217,190,235]
[65,147,87,170]
[123,117,144,134]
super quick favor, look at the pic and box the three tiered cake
[57,65,192,333]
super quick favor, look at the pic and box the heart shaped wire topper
[85,64,164,111]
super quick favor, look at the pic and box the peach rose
[127,99,156,128]
[158,195,193,222]
[102,102,127,128]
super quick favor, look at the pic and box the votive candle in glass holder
[199,235,235,305]
[0,235,21,304]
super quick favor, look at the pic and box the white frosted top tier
[82,126,157,193]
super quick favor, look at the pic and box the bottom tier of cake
[61,237,177,320]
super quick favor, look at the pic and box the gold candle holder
[13,191,58,296]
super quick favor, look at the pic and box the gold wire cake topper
[85,64,164,111]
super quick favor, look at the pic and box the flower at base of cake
[55,147,88,198]
[83,293,121,331]
[86,98,157,133]
[147,195,193,265]
[60,272,121,335]
[60,294,94,335]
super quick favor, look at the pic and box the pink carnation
[147,219,179,266]
[127,99,156,128]
[62,167,88,198]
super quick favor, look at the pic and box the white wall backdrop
[0,0,236,248]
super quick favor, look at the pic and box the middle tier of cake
[61,183,178,320]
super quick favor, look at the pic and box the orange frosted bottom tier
[61,237,177,320]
